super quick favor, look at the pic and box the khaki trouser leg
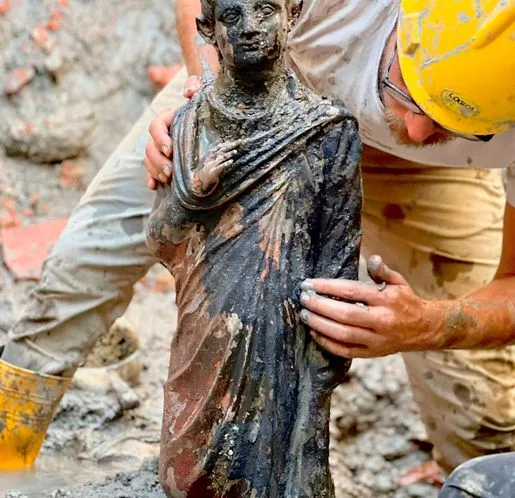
[2,69,189,376]
[362,166,515,473]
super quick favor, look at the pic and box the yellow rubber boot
[0,358,71,471]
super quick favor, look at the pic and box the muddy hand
[193,140,241,196]
[144,73,205,191]
[299,255,447,358]
[145,107,177,190]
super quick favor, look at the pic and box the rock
[3,67,35,96]
[44,48,65,76]
[31,24,49,46]
[47,11,64,31]
[394,483,440,498]
[374,474,398,494]
[85,318,140,369]
[357,359,403,397]
[0,197,20,229]
[2,102,95,162]
[364,455,386,473]
[41,460,165,498]
[59,160,84,189]
[53,389,122,432]
[48,491,72,498]
[377,435,414,460]
[0,295,13,333]
[4,492,28,498]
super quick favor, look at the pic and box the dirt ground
[1,1,440,497]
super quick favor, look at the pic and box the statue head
[197,0,302,71]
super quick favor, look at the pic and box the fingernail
[158,173,168,183]
[163,164,172,177]
[301,290,317,305]
[300,309,309,321]
[301,279,314,291]
[161,146,170,156]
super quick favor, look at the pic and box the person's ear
[196,16,216,46]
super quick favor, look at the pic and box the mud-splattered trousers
[2,69,514,473]
[439,452,515,497]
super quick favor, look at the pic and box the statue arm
[314,116,363,281]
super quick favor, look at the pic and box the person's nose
[404,111,437,143]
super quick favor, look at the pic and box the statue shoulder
[170,88,207,138]
[323,99,358,127]
[287,73,359,131]
[313,98,361,153]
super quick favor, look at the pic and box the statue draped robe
[146,75,362,498]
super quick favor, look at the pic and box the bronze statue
[146,0,362,496]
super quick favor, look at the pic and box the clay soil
[0,2,439,497]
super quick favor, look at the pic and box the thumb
[367,255,408,286]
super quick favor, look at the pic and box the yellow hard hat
[397,0,515,136]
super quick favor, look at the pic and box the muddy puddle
[0,455,127,497]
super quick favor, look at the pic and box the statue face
[213,0,290,70]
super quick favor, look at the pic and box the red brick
[59,161,84,189]
[3,67,36,96]
[1,219,68,280]
[147,64,184,92]
[0,0,11,16]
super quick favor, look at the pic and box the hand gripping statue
[146,0,362,496]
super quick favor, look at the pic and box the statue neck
[213,62,288,115]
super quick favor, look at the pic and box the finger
[148,108,176,157]
[301,279,384,305]
[367,255,408,286]
[310,332,374,359]
[143,156,171,184]
[144,143,173,183]
[147,173,157,191]
[211,159,234,176]
[300,293,378,329]
[213,150,238,166]
[183,75,202,99]
[216,139,243,153]
[300,308,379,347]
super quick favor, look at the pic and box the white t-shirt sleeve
[503,166,515,207]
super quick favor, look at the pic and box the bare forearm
[434,277,515,350]
[176,0,219,76]
[436,204,515,350]
[176,0,202,75]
